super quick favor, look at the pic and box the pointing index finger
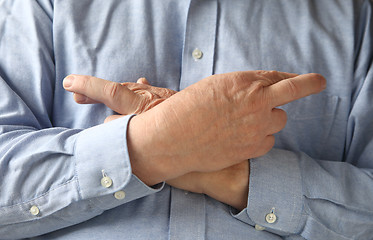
[266,73,326,107]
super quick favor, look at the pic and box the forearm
[0,116,163,239]
[166,160,250,210]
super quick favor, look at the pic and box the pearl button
[265,212,277,224]
[192,48,203,60]
[30,205,40,216]
[114,191,126,200]
[255,224,266,231]
[101,176,113,188]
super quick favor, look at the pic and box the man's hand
[64,71,326,185]
[128,71,325,184]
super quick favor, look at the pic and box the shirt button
[265,212,277,224]
[114,191,126,200]
[101,176,113,188]
[255,224,266,231]
[30,205,40,216]
[192,48,203,60]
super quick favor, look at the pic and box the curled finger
[73,93,99,104]
[251,135,275,158]
[267,108,287,135]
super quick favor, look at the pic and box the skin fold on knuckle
[245,83,268,112]
[133,97,151,114]
[284,78,300,99]
[153,87,175,98]
[257,70,278,79]
[256,70,293,86]
[103,81,121,101]
[255,70,277,82]
[231,72,249,86]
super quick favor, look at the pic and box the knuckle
[255,70,285,85]
[103,82,121,99]
[163,89,173,97]
[266,70,278,77]
[285,79,299,98]
[121,82,132,88]
[268,70,281,80]
[134,97,150,114]
[230,71,246,84]
[246,83,267,110]
[256,70,278,77]
[255,70,270,75]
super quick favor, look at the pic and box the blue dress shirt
[0,0,372,239]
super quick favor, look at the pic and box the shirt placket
[169,188,206,240]
[169,1,217,239]
[179,0,218,90]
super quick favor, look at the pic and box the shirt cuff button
[114,191,126,200]
[30,205,40,216]
[255,224,266,231]
[101,170,113,188]
[265,212,277,224]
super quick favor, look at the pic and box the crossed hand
[63,71,325,210]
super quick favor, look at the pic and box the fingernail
[63,75,74,88]
[322,78,327,89]
[322,81,327,89]
[317,74,327,89]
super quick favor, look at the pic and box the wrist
[127,115,162,185]
[126,112,190,185]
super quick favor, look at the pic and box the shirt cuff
[245,148,305,236]
[74,115,163,207]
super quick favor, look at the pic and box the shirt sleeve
[0,1,162,239]
[233,1,373,239]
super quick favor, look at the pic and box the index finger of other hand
[265,73,326,107]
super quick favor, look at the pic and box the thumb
[63,74,142,115]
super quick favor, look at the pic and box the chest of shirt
[52,0,354,161]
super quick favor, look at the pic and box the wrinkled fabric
[0,0,372,239]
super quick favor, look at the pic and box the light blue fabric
[0,0,372,239]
